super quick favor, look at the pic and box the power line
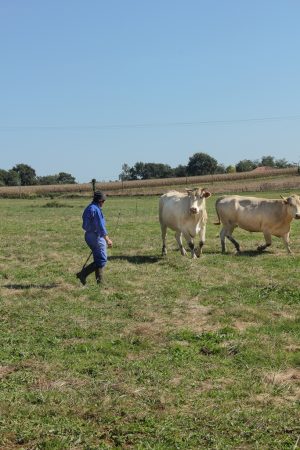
[0,114,300,131]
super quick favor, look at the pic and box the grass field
[0,192,300,449]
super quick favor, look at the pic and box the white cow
[215,194,300,254]
[159,188,211,258]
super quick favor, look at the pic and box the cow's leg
[222,225,240,253]
[220,227,240,253]
[182,231,196,258]
[175,231,187,256]
[227,234,240,253]
[161,224,167,256]
[197,224,206,257]
[257,231,272,252]
[282,232,292,254]
[220,227,227,253]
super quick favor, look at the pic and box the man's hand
[105,237,113,248]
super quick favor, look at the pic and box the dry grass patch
[171,298,217,333]
[271,309,296,320]
[0,366,16,379]
[31,376,88,392]
[123,321,166,341]
[263,368,300,402]
[232,320,258,331]
[265,368,300,385]
[285,344,300,353]
[122,297,217,345]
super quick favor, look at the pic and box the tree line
[0,154,295,187]
[119,153,295,181]
[0,164,77,187]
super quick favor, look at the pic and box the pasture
[0,193,300,449]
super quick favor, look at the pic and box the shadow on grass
[236,249,268,257]
[3,283,59,290]
[109,255,160,264]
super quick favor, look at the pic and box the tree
[37,175,59,185]
[215,164,226,174]
[12,163,37,185]
[226,165,236,173]
[186,152,218,176]
[0,169,8,186]
[235,159,257,172]
[142,163,173,179]
[275,158,293,168]
[129,162,145,180]
[260,155,275,167]
[173,164,187,177]
[5,169,21,186]
[119,163,132,181]
[57,172,76,184]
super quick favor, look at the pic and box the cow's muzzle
[190,208,198,214]
[295,213,300,219]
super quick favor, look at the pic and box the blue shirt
[82,202,108,236]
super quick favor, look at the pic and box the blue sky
[1,1,300,183]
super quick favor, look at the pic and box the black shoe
[76,271,86,286]
[76,262,96,286]
[95,267,103,285]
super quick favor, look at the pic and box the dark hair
[93,191,107,202]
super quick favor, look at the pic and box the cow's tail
[214,198,222,225]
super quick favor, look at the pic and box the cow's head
[281,194,300,219]
[186,187,211,214]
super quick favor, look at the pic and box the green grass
[0,193,300,449]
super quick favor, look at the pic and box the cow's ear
[280,194,288,204]
[202,189,211,198]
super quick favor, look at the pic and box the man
[76,191,113,285]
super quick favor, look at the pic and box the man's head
[93,191,107,204]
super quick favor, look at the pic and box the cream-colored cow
[215,194,300,253]
[159,188,211,258]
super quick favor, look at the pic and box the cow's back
[216,195,287,233]
[159,191,189,230]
